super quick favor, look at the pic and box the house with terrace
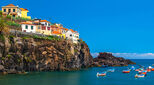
[2,4,21,18]
[1,4,31,19]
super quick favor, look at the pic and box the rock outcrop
[0,35,93,74]
[93,52,136,67]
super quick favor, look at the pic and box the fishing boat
[141,70,147,75]
[135,74,145,78]
[122,70,130,73]
[108,69,115,72]
[135,69,140,71]
[96,72,106,76]
[146,69,151,72]
[151,68,154,71]
[131,66,136,70]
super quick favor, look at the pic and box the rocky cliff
[0,35,93,74]
[93,52,136,67]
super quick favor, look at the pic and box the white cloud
[91,53,99,58]
[113,53,154,59]
[91,53,154,59]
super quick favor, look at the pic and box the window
[8,9,11,13]
[13,9,16,12]
[45,23,47,26]
[48,23,50,26]
[42,26,46,30]
[12,15,15,17]
[25,25,28,29]
[38,26,40,29]
[70,34,72,37]
[31,26,33,30]
[47,27,50,30]
[3,9,6,12]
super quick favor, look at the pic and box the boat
[135,69,140,71]
[151,68,154,71]
[131,66,136,70]
[96,72,106,76]
[108,69,115,72]
[141,71,147,75]
[135,74,145,78]
[122,70,130,73]
[146,69,151,72]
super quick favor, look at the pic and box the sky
[1,0,154,59]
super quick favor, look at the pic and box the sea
[0,59,154,85]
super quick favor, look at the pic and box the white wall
[22,24,36,33]
[65,30,79,43]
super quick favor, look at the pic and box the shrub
[9,35,15,39]
[6,15,11,19]
[0,11,2,16]
[22,36,29,39]
[7,54,12,59]
[6,21,20,27]
[15,17,31,21]
[0,34,5,41]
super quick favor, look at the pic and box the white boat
[135,74,145,78]
[96,72,106,77]
[108,69,115,72]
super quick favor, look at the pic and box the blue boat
[108,69,115,72]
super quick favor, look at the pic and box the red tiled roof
[5,4,16,7]
[20,22,34,25]
[20,8,28,11]
[70,29,75,33]
[40,20,50,23]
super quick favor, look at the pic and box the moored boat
[131,66,136,70]
[146,69,151,72]
[123,70,130,73]
[108,69,115,72]
[151,68,154,71]
[96,72,106,76]
[135,69,140,71]
[135,74,145,78]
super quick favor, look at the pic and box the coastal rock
[0,36,93,73]
[93,52,136,67]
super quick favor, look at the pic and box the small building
[1,4,21,17]
[51,24,68,39]
[65,29,79,43]
[20,8,31,19]
[39,20,52,35]
[20,21,39,33]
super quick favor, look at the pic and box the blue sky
[1,0,154,58]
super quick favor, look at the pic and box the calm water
[0,59,154,85]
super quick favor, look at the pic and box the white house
[20,21,37,33]
[65,29,79,43]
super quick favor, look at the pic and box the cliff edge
[0,35,93,74]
